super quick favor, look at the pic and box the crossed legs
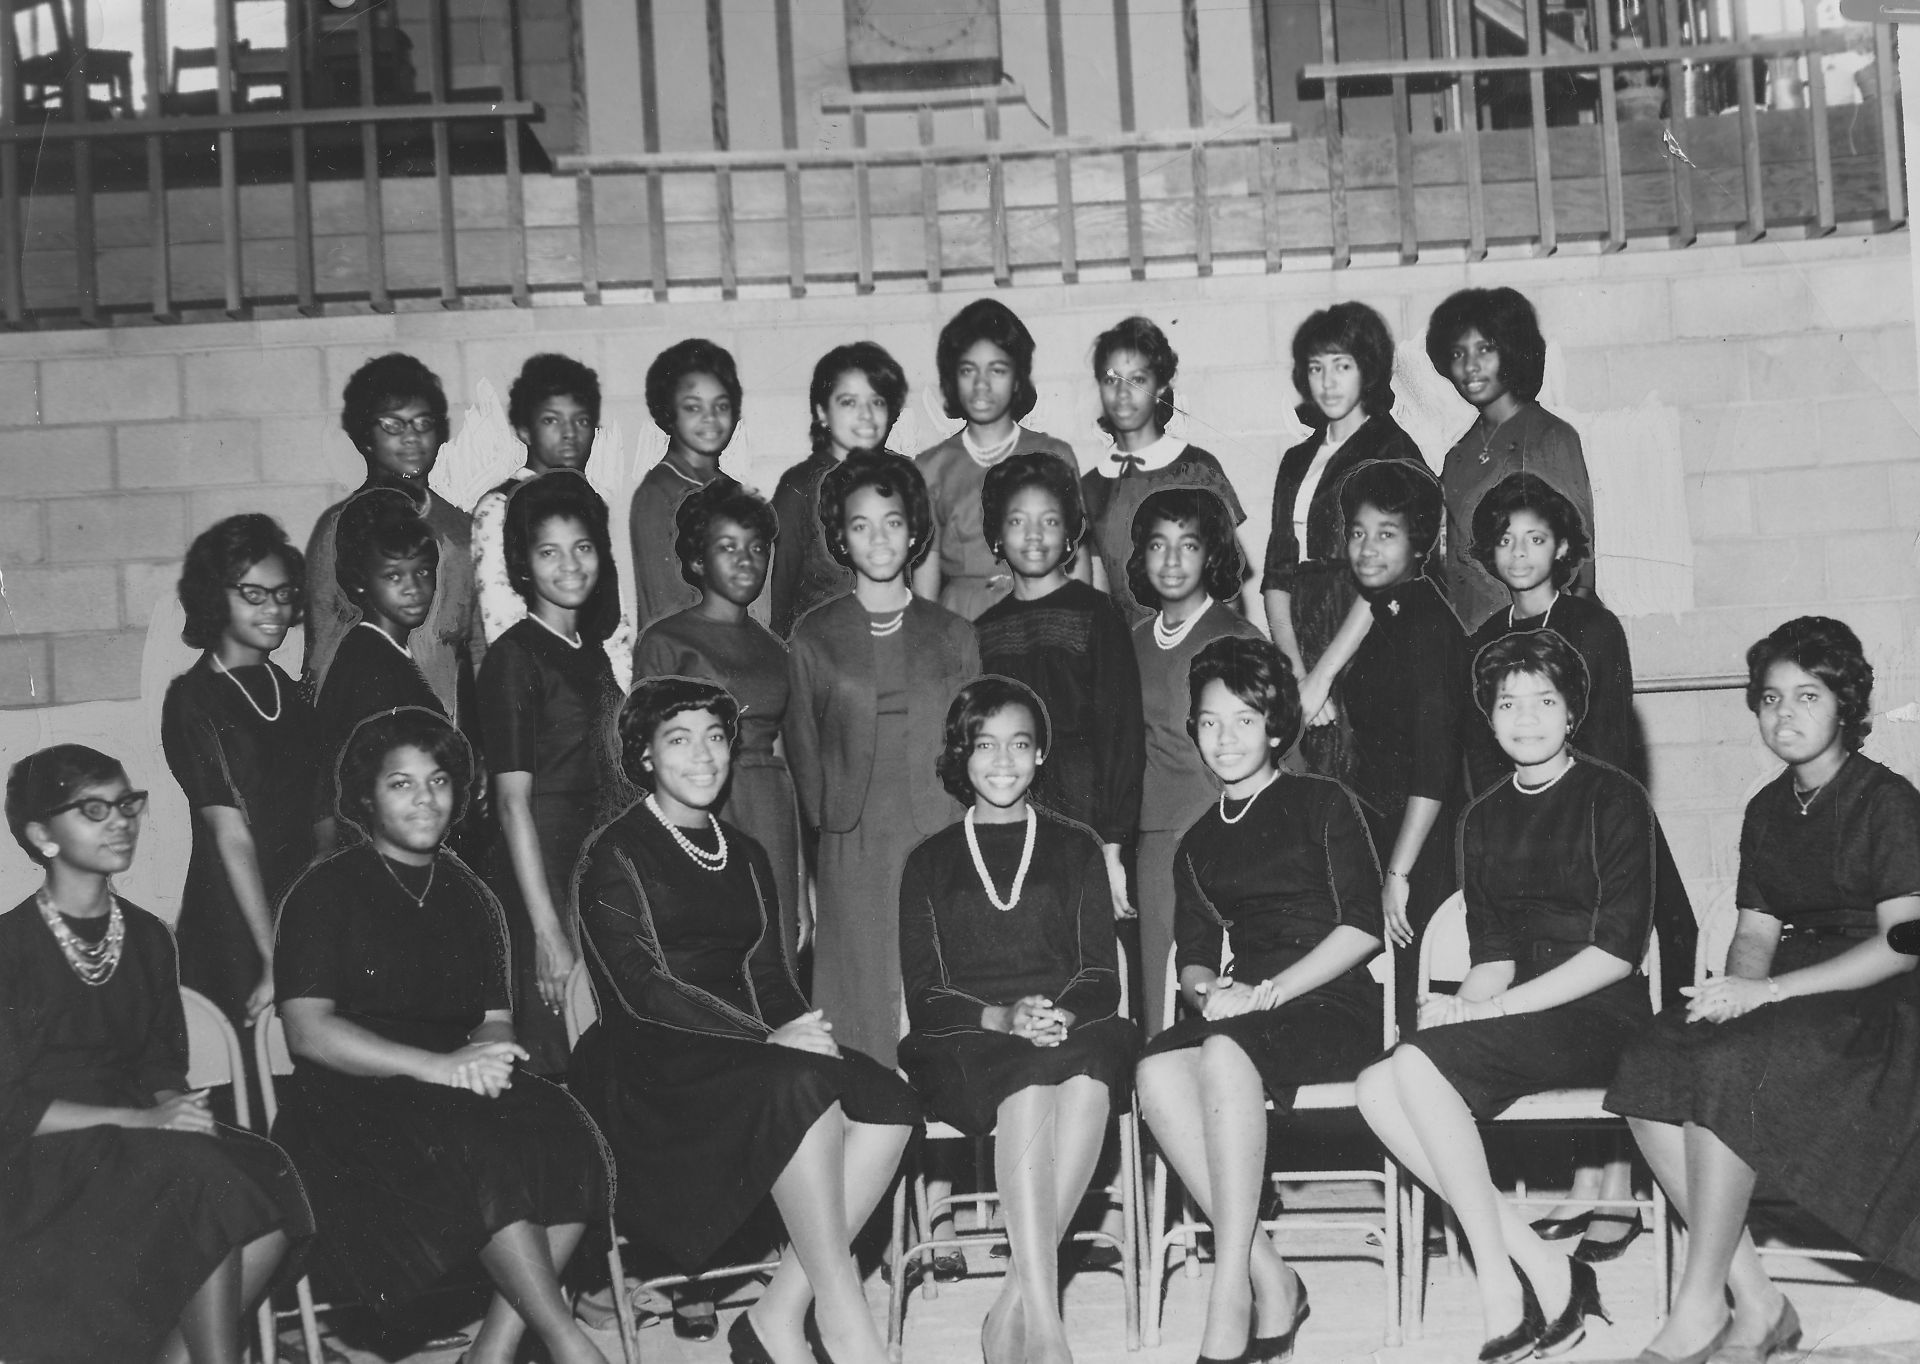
[155,1229,289,1364]
[470,1220,605,1364]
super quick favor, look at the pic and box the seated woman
[1607,617,1920,1364]
[571,678,920,1364]
[898,676,1139,1364]
[1357,630,1660,1364]
[1135,637,1383,1364]
[273,708,613,1364]
[1,744,311,1364]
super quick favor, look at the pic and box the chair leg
[1653,1182,1671,1323]
[608,1230,639,1364]
[1407,1183,1428,1340]
[1143,1152,1168,1348]
[1120,1123,1141,1352]
[294,1276,324,1364]
[887,1174,909,1363]
[913,1163,940,1302]
[256,1299,276,1364]
[1383,1160,1403,1348]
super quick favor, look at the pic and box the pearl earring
[38,843,58,858]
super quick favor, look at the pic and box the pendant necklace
[1792,754,1845,817]
[1154,598,1212,652]
[1477,412,1513,464]
[1219,769,1280,825]
[37,887,126,986]
[380,854,436,907]
[212,655,282,723]
[647,794,729,870]
[965,806,1036,912]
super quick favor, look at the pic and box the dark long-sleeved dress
[571,806,919,1271]
[898,812,1139,1134]
[1606,755,1920,1280]
[1139,773,1385,1107]
[1402,755,1657,1117]
[162,656,317,1023]
[916,426,1080,620]
[628,459,714,633]
[0,896,312,1362]
[975,579,1145,847]
[271,845,610,1315]
[311,623,445,820]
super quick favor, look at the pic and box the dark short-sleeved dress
[629,459,714,633]
[1081,445,1247,622]
[311,623,446,819]
[898,812,1140,1135]
[916,426,1080,621]
[1139,773,1385,1108]
[1402,755,1656,1118]
[570,806,920,1272]
[0,896,312,1363]
[975,580,1146,848]
[767,451,854,639]
[162,656,318,1023]
[271,846,611,1314]
[478,616,623,1075]
[1606,755,1920,1280]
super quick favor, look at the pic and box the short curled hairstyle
[1471,629,1592,733]
[502,471,622,645]
[645,338,743,437]
[936,675,1053,805]
[1185,635,1302,754]
[334,706,476,836]
[509,351,602,431]
[937,299,1039,423]
[818,450,935,572]
[1339,459,1444,562]
[1091,315,1179,436]
[178,513,306,651]
[980,451,1085,567]
[674,477,780,589]
[1468,471,1591,585]
[1126,486,1246,608]
[334,488,439,599]
[339,352,449,456]
[808,342,908,460]
[1424,287,1548,405]
[7,744,129,865]
[1745,616,1875,752]
[616,676,742,794]
[1291,301,1398,427]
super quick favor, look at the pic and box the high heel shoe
[1535,1258,1611,1357]
[1635,1316,1733,1364]
[1247,1275,1311,1363]
[1477,1266,1544,1364]
[1530,1212,1592,1241]
[729,1311,776,1364]
[1707,1297,1802,1364]
[1573,1214,1645,1264]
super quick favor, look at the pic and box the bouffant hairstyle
[936,299,1039,422]
[1424,286,1548,404]
[1126,486,1246,608]
[502,471,622,645]
[1291,301,1398,427]
[674,477,781,589]
[616,677,742,794]
[1339,459,1444,562]
[333,489,439,599]
[178,513,306,651]
[339,352,449,455]
[1468,471,1591,585]
[1745,616,1875,752]
[979,452,1085,566]
[509,351,602,431]
[1185,635,1302,753]
[808,342,908,460]
[936,675,1053,805]
[1471,629,1592,733]
[333,707,475,836]
[1091,315,1179,435]
[7,745,129,864]
[818,450,935,572]
[645,338,743,437]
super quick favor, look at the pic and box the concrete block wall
[0,232,1914,926]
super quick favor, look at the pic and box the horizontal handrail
[0,100,540,143]
[1635,674,1747,695]
[1302,33,1848,82]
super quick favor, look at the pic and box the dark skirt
[1142,987,1380,1113]
[900,1015,1140,1136]
[485,788,598,1076]
[0,1123,313,1362]
[271,1064,610,1315]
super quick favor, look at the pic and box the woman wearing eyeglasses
[163,514,321,1030]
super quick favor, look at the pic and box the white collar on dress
[1095,431,1187,478]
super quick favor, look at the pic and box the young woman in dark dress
[572,678,919,1364]
[1608,617,1920,1364]
[274,708,613,1364]
[974,452,1143,920]
[1135,637,1384,1364]
[1,745,310,1364]
[1357,631,1660,1364]
[477,471,625,1076]
[163,514,317,1029]
[899,677,1139,1364]
[630,338,744,633]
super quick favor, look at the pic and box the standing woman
[914,298,1086,619]
[1608,617,1920,1364]
[477,471,625,1076]
[164,513,318,1030]
[786,451,981,1068]
[1,745,311,1364]
[1136,637,1383,1364]
[629,338,744,633]
[899,677,1139,1364]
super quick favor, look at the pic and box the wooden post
[214,0,243,314]
[637,0,669,300]
[1250,0,1281,269]
[504,0,530,309]
[428,0,460,306]
[141,0,172,319]
[920,105,942,290]
[286,0,315,313]
[986,94,1011,286]
[1114,0,1145,279]
[1801,0,1833,235]
[356,8,390,311]
[67,0,97,322]
[577,174,601,305]
[1524,0,1556,255]
[1387,0,1416,263]
[1873,21,1904,225]
[1454,0,1486,259]
[1183,0,1211,274]
[853,109,874,293]
[1319,0,1349,267]
[1595,0,1626,251]
[1045,0,1077,281]
[775,0,806,295]
[1728,0,1765,239]
[1661,0,1694,246]
[708,0,737,298]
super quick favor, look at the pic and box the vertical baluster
[286,0,315,312]
[214,0,242,312]
[774,0,806,295]
[1453,0,1486,259]
[1873,22,1904,225]
[707,0,736,298]
[1387,0,1416,262]
[919,105,941,291]
[67,0,98,322]
[1801,0,1833,235]
[1318,0,1348,267]
[577,174,600,304]
[1249,0,1280,270]
[1661,0,1694,245]
[141,0,172,318]
[1044,0,1077,281]
[853,109,873,294]
[503,0,529,306]
[427,0,458,305]
[1595,0,1625,251]
[1523,0,1554,254]
[356,6,390,310]
[986,94,1010,285]
[1728,0,1764,240]
[1113,0,1144,279]
[1181,0,1211,274]
[0,0,22,323]
[636,0,668,299]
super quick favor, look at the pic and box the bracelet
[1386,870,1411,880]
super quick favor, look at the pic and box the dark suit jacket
[785,593,981,837]
[1261,412,1427,594]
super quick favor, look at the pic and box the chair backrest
[1694,897,1740,988]
[181,986,250,1127]
[252,1008,295,1127]
[1416,891,1662,1010]
[1162,930,1398,1050]
[563,959,598,1047]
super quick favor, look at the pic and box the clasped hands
[144,1089,218,1134]
[996,995,1071,1047]
[768,1009,841,1058]
[442,1040,528,1097]
[1195,976,1283,1021]
[1681,974,1774,1024]
[1416,993,1504,1029]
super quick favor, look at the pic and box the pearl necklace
[1512,755,1575,796]
[1153,598,1212,651]
[962,426,1020,468]
[212,655,282,723]
[869,608,906,638]
[1507,593,1558,632]
[965,806,1036,912]
[646,794,729,871]
[1219,769,1280,825]
[37,887,125,986]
